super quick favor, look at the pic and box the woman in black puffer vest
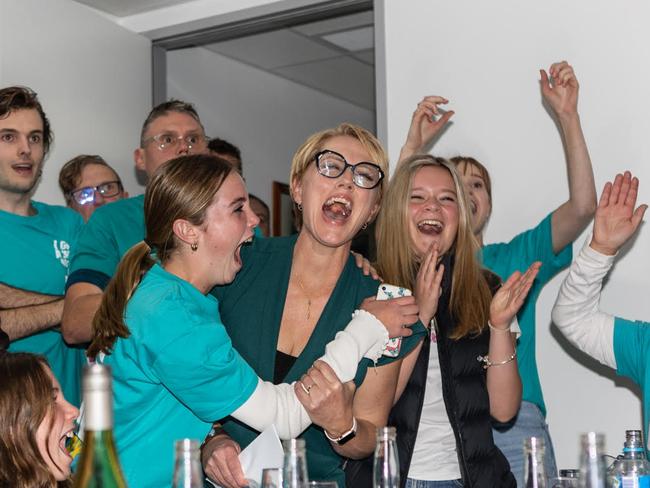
[347,155,539,488]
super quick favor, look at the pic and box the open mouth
[322,196,352,222]
[59,429,76,458]
[417,219,444,235]
[469,199,477,215]
[234,234,254,266]
[11,162,35,176]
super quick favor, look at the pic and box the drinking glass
[549,477,580,487]
[260,468,282,488]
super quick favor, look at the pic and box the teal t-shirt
[67,195,145,290]
[102,263,258,488]
[614,316,650,454]
[212,234,426,486]
[1,202,86,406]
[481,213,572,416]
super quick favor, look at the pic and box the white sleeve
[230,309,389,439]
[551,239,617,368]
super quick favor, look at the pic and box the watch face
[336,430,356,445]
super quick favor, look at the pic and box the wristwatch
[324,417,357,445]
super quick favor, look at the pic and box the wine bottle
[73,364,127,488]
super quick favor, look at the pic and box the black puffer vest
[389,255,516,488]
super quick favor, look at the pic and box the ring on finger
[300,382,312,395]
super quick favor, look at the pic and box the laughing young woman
[0,352,79,488]
[376,155,540,487]
[86,154,416,487]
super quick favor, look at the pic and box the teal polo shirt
[67,194,145,290]
[481,213,572,416]
[614,317,650,454]
[103,263,258,487]
[1,201,86,406]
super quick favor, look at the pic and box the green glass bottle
[73,364,127,488]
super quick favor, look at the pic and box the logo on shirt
[53,240,71,267]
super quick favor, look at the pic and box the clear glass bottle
[171,439,203,488]
[282,439,309,488]
[373,427,399,488]
[524,437,547,487]
[73,364,128,488]
[580,432,606,488]
[609,430,650,488]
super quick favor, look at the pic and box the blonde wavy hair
[375,154,492,338]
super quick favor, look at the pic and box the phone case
[376,284,412,357]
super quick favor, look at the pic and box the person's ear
[172,219,199,248]
[134,148,145,172]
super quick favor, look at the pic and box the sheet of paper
[206,425,284,487]
[239,424,284,484]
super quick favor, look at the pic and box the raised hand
[590,172,647,256]
[399,96,455,162]
[414,244,445,325]
[360,295,419,339]
[490,262,541,329]
[540,61,579,117]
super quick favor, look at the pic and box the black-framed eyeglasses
[69,181,123,205]
[142,132,210,152]
[315,150,384,189]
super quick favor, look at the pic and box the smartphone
[376,284,412,357]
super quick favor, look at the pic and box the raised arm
[552,172,647,367]
[541,61,597,252]
[398,96,455,164]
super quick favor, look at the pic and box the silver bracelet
[477,349,517,369]
[488,320,511,333]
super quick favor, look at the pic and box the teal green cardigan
[212,235,425,485]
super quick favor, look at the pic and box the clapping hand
[590,171,647,256]
[414,244,445,326]
[489,262,541,329]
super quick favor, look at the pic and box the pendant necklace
[297,278,312,320]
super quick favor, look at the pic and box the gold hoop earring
[191,242,198,252]
[362,222,368,230]
[297,203,303,212]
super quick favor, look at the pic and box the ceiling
[201,11,375,110]
[74,0,195,17]
[73,1,375,110]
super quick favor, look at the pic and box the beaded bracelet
[487,320,511,333]
[477,349,517,369]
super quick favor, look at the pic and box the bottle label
[620,475,650,488]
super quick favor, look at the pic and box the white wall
[167,46,374,209]
[378,0,650,468]
[1,0,151,206]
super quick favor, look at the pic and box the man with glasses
[59,154,128,221]
[0,86,85,405]
[62,100,210,343]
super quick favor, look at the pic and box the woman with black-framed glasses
[203,123,427,488]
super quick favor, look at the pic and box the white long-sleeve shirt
[551,239,617,369]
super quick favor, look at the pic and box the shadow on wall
[549,321,642,408]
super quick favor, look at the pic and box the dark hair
[207,138,242,163]
[139,100,203,146]
[0,86,52,156]
[87,154,234,358]
[58,155,121,205]
[0,352,70,487]
[248,194,269,214]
